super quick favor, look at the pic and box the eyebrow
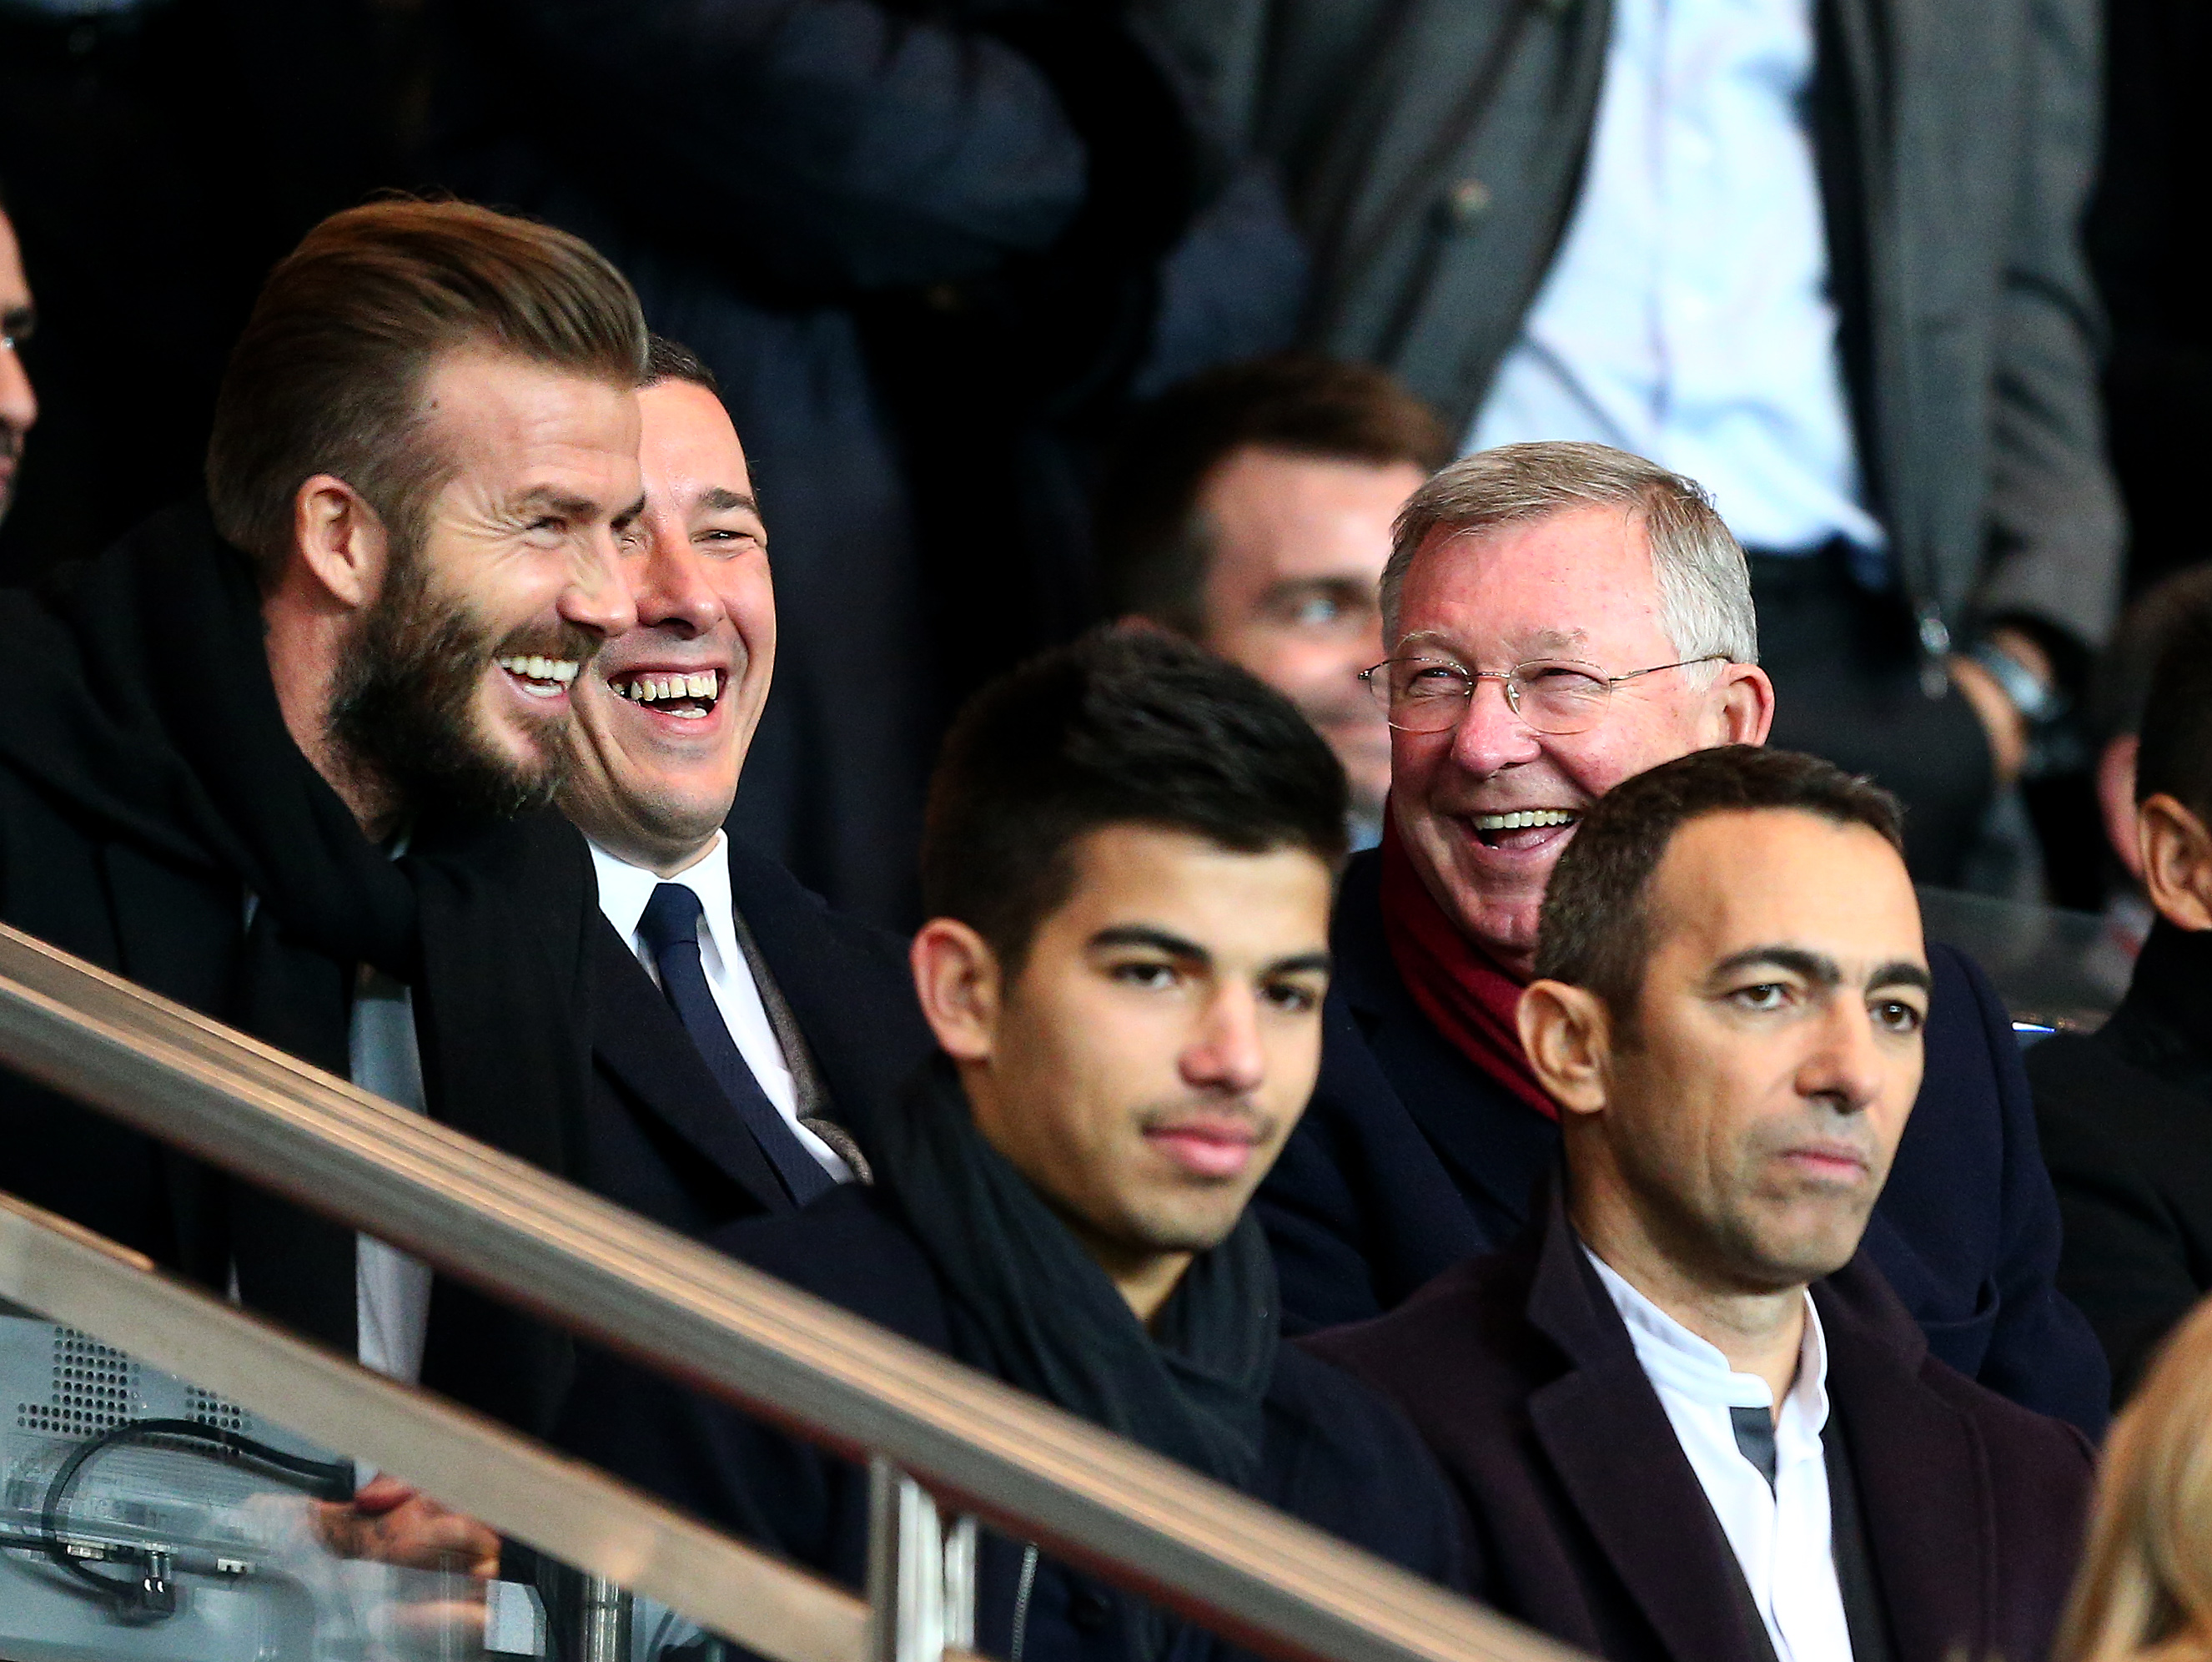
[512,487,603,521]
[1708,945,1933,995]
[1395,624,1590,660]
[1089,924,1209,965]
[1,306,32,338]
[697,487,759,516]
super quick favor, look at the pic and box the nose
[0,339,35,441]
[1182,988,1267,1097]
[561,526,640,642]
[1447,673,1545,778]
[630,522,724,637]
[1797,999,1885,1116]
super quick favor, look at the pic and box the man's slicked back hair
[643,334,720,395]
[2135,609,2212,823]
[205,198,648,582]
[1098,353,1450,633]
[1382,441,1758,670]
[1536,746,1904,1019]
[922,627,1350,973]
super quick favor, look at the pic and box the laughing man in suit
[555,336,933,1233]
[1308,746,2093,1662]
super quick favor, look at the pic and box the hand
[313,1474,501,1578]
[1948,627,2052,788]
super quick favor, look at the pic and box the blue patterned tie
[636,883,834,1206]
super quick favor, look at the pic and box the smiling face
[561,378,774,874]
[1390,506,1771,974]
[1571,809,1928,1293]
[937,823,1333,1302]
[1195,447,1423,828]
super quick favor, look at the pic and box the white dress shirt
[589,833,852,1181]
[1585,1248,1854,1662]
[1469,0,1886,567]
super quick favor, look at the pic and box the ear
[1712,662,1776,747]
[2139,793,2212,932]
[910,919,1003,1063]
[1517,979,1613,1119]
[290,474,391,613]
[2098,736,2144,883]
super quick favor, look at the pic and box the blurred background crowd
[0,0,2192,945]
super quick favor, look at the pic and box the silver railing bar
[0,921,1582,1662]
[0,1189,870,1662]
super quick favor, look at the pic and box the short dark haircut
[2092,563,2212,747]
[1097,353,1450,633]
[206,198,647,583]
[1536,747,1905,1017]
[643,334,719,395]
[2135,609,2212,822]
[922,627,1350,971]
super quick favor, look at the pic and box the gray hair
[1379,441,1759,667]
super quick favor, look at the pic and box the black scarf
[872,1054,1277,1654]
[0,503,599,1433]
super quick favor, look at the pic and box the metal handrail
[0,921,1582,1662]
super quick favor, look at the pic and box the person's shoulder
[725,839,909,963]
[1915,1347,2098,1483]
[706,1186,950,1342]
[1299,1245,1536,1398]
[2031,1024,2204,1140]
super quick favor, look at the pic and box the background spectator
[2032,605,2212,1403]
[1098,352,1449,846]
[426,0,1308,926]
[1145,0,2121,891]
[2060,1295,2212,1662]
[0,179,34,526]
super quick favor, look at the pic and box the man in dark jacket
[435,0,1310,927]
[1256,442,2111,1433]
[555,628,1465,1660]
[1310,745,2094,1662]
[556,336,932,1236]
[2031,605,2212,1402]
[0,198,646,1470]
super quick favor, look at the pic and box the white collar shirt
[1585,1247,1854,1662]
[1468,0,1886,567]
[589,833,851,1181]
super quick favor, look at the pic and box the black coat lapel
[1523,1211,1767,1662]
[1817,1264,1993,1662]
[590,921,792,1214]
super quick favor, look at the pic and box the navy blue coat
[1258,851,2111,1433]
[551,1186,1465,1662]
[1302,1186,2095,1662]
[579,839,934,1231]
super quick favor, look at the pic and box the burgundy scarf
[1377,817,1559,1121]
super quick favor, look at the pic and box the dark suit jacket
[1258,851,2111,1433]
[1304,1188,2095,1662]
[550,1186,1465,1662]
[1141,0,2119,647]
[2029,919,2212,1403]
[578,839,935,1231]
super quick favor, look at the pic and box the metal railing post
[579,1575,634,1662]
[868,1461,978,1662]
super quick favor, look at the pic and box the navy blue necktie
[636,882,835,1206]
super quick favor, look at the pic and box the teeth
[1473,809,1578,832]
[618,670,721,706]
[499,655,580,686]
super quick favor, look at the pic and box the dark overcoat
[1304,1187,2096,1662]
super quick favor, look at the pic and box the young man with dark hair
[0,186,34,526]
[1099,354,1449,845]
[1310,744,2092,1662]
[557,627,1464,1659]
[0,197,643,1452]
[2031,608,2212,1402]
